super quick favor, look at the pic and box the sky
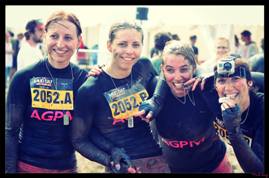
[6,5,264,34]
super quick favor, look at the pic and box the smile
[121,57,135,61]
[224,93,239,99]
[173,82,185,90]
[53,48,68,55]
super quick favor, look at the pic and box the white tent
[6,5,264,65]
[6,5,264,33]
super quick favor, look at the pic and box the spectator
[17,19,44,70]
[5,31,14,86]
[238,30,258,59]
[10,33,24,81]
[197,37,230,77]
[250,38,264,73]
[190,35,199,63]
[151,32,173,74]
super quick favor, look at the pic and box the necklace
[108,70,134,128]
[173,87,196,106]
[174,94,186,104]
[45,60,74,125]
[240,106,249,125]
[108,70,133,89]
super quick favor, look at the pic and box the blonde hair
[216,37,230,49]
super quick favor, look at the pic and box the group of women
[5,10,264,174]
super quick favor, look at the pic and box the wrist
[227,126,241,136]
[152,95,162,105]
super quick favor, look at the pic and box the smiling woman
[44,11,82,69]
[5,11,89,173]
[71,21,170,173]
[213,57,264,173]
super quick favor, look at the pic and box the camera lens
[223,62,232,70]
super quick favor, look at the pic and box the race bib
[213,120,252,147]
[30,77,74,110]
[104,82,149,120]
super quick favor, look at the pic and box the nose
[223,79,234,92]
[125,45,135,54]
[174,71,183,81]
[56,38,65,48]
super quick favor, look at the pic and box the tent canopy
[6,5,264,34]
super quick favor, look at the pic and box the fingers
[115,163,121,171]
[110,161,121,171]
[134,109,153,123]
[145,111,153,121]
[136,167,142,173]
[221,102,236,111]
[87,69,101,77]
[139,111,152,123]
[127,167,137,173]
[98,64,105,69]
[200,78,206,91]
[221,103,227,111]
[87,65,103,77]
[133,110,145,117]
[183,78,195,86]
[184,77,203,91]
[192,78,200,91]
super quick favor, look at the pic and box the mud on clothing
[211,91,264,164]
[5,59,88,171]
[73,58,162,163]
[156,87,226,173]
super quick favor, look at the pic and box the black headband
[214,65,252,81]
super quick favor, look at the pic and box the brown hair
[45,11,82,37]
[108,21,144,43]
[162,40,197,69]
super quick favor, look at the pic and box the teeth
[219,93,238,103]
[122,57,133,61]
[219,97,229,103]
[54,49,66,54]
[226,94,238,99]
[174,83,184,89]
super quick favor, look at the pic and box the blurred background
[6,5,264,67]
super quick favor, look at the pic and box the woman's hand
[220,98,242,134]
[87,65,105,77]
[183,76,203,91]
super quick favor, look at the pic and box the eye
[117,42,127,47]
[231,76,241,82]
[64,35,73,41]
[179,67,190,73]
[217,78,226,85]
[132,42,141,48]
[165,67,175,74]
[50,34,58,39]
